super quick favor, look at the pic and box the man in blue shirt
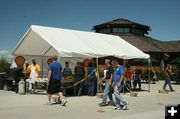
[112,60,128,110]
[47,55,67,106]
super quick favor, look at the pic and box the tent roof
[13,25,149,59]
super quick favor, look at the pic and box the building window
[124,28,130,33]
[99,28,111,33]
[131,28,144,35]
[112,28,119,32]
[112,27,130,33]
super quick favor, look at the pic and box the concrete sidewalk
[0,81,179,119]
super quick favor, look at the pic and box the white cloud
[0,50,12,62]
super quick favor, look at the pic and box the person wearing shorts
[47,56,67,106]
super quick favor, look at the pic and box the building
[93,18,180,71]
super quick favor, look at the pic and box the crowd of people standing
[21,56,176,110]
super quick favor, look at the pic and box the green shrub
[0,58,10,72]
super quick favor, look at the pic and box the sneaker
[99,102,108,107]
[47,101,52,105]
[108,101,114,106]
[122,105,127,110]
[112,106,121,110]
[61,100,68,106]
[171,90,175,92]
[122,101,128,110]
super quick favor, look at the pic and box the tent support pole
[96,57,99,94]
[41,46,53,77]
[123,58,126,94]
[148,58,151,93]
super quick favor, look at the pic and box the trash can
[0,72,6,90]
[18,78,25,95]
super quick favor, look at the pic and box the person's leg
[99,80,109,106]
[58,91,67,106]
[113,86,121,109]
[138,78,141,90]
[78,82,83,96]
[163,77,168,90]
[133,79,137,89]
[58,80,68,106]
[167,77,174,91]
[74,85,77,96]
[47,80,52,104]
[91,79,95,96]
[115,85,127,106]
[88,79,92,96]
[108,85,113,101]
[58,92,64,99]
[48,94,52,102]
[128,80,132,90]
[102,80,110,102]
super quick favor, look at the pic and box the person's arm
[109,73,113,86]
[167,66,173,75]
[47,71,51,85]
[118,74,124,88]
[37,65,41,77]
[139,70,142,78]
[70,69,72,75]
[118,67,124,88]
[109,67,114,85]
[99,69,106,84]
[74,67,77,76]
[168,66,172,73]
[47,65,52,85]
[84,67,88,77]
[27,65,31,73]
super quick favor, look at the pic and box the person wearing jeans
[112,60,128,110]
[87,61,96,96]
[74,62,85,96]
[163,64,175,92]
[99,59,114,106]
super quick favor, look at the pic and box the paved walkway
[0,81,179,119]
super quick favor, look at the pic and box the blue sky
[0,0,180,52]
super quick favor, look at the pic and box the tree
[0,58,10,72]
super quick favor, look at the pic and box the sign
[15,56,25,66]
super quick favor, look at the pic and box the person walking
[99,59,114,106]
[163,64,175,92]
[47,56,67,106]
[112,60,128,110]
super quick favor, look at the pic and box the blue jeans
[163,76,173,91]
[88,78,96,96]
[114,85,127,107]
[74,76,83,96]
[102,80,113,102]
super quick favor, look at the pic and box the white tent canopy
[13,25,149,59]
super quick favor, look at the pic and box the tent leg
[96,57,99,94]
[123,58,126,94]
[42,57,43,78]
[148,58,151,93]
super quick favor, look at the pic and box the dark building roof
[118,34,180,52]
[93,18,150,34]
[93,18,180,53]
